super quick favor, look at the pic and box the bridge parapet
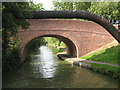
[19,19,117,35]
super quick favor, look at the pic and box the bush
[2,47,22,72]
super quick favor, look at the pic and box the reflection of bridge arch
[17,19,117,61]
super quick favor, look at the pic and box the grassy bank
[49,46,66,54]
[87,63,120,79]
[80,45,120,79]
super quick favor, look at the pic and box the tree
[2,2,32,71]
[53,0,74,10]
[27,38,47,55]
[74,2,91,11]
[29,2,44,11]
[53,0,91,11]
[53,1,119,22]
[2,2,32,51]
[2,2,45,71]
[88,2,119,21]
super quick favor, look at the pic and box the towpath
[79,59,120,68]
[66,58,120,68]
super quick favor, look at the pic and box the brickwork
[17,19,117,60]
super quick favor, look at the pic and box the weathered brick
[17,19,118,59]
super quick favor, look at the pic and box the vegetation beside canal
[27,37,66,55]
[89,64,119,79]
[80,45,120,79]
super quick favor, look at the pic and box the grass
[80,45,120,79]
[89,63,120,79]
[49,46,65,54]
[80,45,120,65]
[49,46,60,54]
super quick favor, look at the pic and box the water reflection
[3,46,118,88]
[38,46,57,78]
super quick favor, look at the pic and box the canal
[3,46,118,88]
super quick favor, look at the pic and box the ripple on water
[2,46,118,88]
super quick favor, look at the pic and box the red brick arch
[23,34,78,59]
[17,19,117,61]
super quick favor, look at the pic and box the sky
[33,0,54,10]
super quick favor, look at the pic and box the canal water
[3,46,118,88]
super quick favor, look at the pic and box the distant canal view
[3,46,118,88]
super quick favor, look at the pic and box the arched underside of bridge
[18,10,120,61]
[18,19,117,61]
[21,34,78,60]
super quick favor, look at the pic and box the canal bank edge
[57,55,120,79]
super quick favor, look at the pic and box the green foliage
[80,49,106,59]
[53,0,91,11]
[27,37,66,56]
[2,2,32,71]
[29,2,44,10]
[49,46,60,54]
[44,37,66,47]
[27,37,66,54]
[80,45,120,65]
[80,45,120,79]
[43,37,66,54]
[88,2,119,20]
[2,2,45,71]
[118,2,120,31]
[53,1,74,10]
[74,2,91,11]
[49,46,65,54]
[2,47,21,72]
[27,38,47,55]
[2,2,32,30]
[53,1,119,20]
[2,2,32,50]
[90,63,120,79]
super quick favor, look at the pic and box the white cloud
[33,0,54,10]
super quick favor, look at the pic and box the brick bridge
[17,19,118,60]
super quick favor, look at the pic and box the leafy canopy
[88,2,119,20]
[53,0,119,20]
[2,2,44,71]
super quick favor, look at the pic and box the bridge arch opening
[22,34,78,60]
